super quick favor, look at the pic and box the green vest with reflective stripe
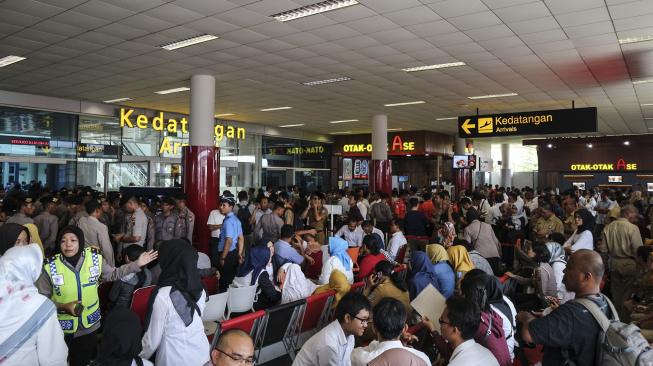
[45,247,102,334]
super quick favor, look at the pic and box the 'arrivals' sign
[458,107,597,138]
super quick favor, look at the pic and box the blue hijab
[237,245,271,285]
[329,236,352,271]
[409,251,440,299]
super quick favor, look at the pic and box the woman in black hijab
[93,307,152,366]
[141,239,210,366]
[0,222,30,256]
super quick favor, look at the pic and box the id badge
[52,274,64,286]
[89,266,100,278]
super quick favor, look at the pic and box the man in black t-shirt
[516,249,611,366]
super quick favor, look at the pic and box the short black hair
[532,242,552,263]
[124,245,146,262]
[408,197,419,208]
[461,272,490,312]
[362,233,383,255]
[273,202,285,211]
[438,190,450,199]
[361,220,373,229]
[280,224,294,239]
[548,232,566,246]
[238,190,248,201]
[335,292,371,323]
[446,296,480,340]
[465,207,480,222]
[454,238,474,252]
[373,298,406,341]
[85,199,101,215]
[347,216,359,224]
[636,245,653,263]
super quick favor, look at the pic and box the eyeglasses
[353,315,371,325]
[215,349,255,365]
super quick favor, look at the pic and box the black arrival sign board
[458,107,597,138]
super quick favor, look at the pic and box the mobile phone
[74,303,84,316]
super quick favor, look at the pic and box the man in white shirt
[386,220,407,260]
[423,296,499,366]
[207,201,224,267]
[361,220,384,241]
[335,218,365,247]
[351,298,431,366]
[294,293,371,366]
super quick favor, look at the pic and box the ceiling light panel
[468,93,518,100]
[384,101,426,107]
[633,79,653,85]
[260,106,293,111]
[436,117,457,121]
[330,119,358,124]
[619,35,653,44]
[215,113,235,117]
[0,55,26,68]
[160,35,219,50]
[103,97,132,103]
[271,0,360,22]
[303,77,352,86]
[155,87,190,95]
[279,124,305,127]
[402,62,466,72]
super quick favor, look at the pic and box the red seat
[130,285,156,327]
[347,247,360,273]
[393,264,407,273]
[211,310,267,351]
[301,290,336,333]
[350,281,365,294]
[395,245,407,264]
[304,251,323,280]
[202,276,219,295]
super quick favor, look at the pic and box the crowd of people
[1,182,653,365]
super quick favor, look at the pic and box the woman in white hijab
[0,244,68,365]
[545,235,575,303]
[279,263,317,304]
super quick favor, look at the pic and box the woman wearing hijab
[546,233,575,303]
[319,237,354,285]
[36,226,156,366]
[93,307,152,366]
[408,251,441,300]
[438,221,456,248]
[446,245,475,276]
[314,269,351,308]
[357,233,387,281]
[232,242,280,310]
[563,208,595,253]
[0,244,67,366]
[279,263,317,304]
[0,222,30,256]
[425,244,455,298]
[141,239,209,366]
[460,272,512,366]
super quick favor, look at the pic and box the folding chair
[300,290,336,334]
[130,285,156,327]
[226,285,257,319]
[260,299,307,362]
[211,310,268,358]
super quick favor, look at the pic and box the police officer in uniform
[175,192,195,243]
[34,196,59,254]
[36,226,157,366]
[6,196,35,225]
[66,195,89,227]
[154,196,184,246]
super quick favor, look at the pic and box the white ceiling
[1,0,653,136]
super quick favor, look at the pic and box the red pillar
[370,159,392,197]
[453,168,472,198]
[182,145,219,254]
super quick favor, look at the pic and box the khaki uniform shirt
[6,212,34,225]
[533,215,564,241]
[77,215,115,267]
[68,211,89,227]
[155,212,184,242]
[602,217,643,259]
[34,211,58,250]
[176,207,195,243]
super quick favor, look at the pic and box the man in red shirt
[393,190,408,221]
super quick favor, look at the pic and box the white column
[189,74,215,146]
[501,143,512,187]
[371,114,387,160]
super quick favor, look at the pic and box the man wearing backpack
[234,190,254,250]
[517,249,652,366]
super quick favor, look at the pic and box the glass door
[104,161,149,190]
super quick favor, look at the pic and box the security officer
[154,196,183,245]
[6,196,35,225]
[66,195,88,227]
[34,196,59,254]
[175,192,195,243]
[36,226,157,366]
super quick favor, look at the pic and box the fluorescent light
[260,106,292,111]
[215,113,235,117]
[406,154,412,157]
[619,35,653,44]
[547,143,553,148]
[329,131,352,135]
[387,128,403,131]
[624,141,630,146]
[587,143,593,148]
[645,117,653,120]
[103,97,132,103]
[271,0,359,22]
[642,103,653,106]
[303,76,351,86]
[279,124,304,128]
[468,93,518,100]
[436,117,457,121]
[402,62,466,72]
[155,87,190,95]
[384,101,426,107]
[160,35,219,50]
[330,119,358,124]
[633,79,653,85]
[0,55,26,68]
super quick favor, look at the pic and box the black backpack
[236,203,252,234]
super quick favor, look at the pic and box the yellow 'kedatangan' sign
[119,108,246,155]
